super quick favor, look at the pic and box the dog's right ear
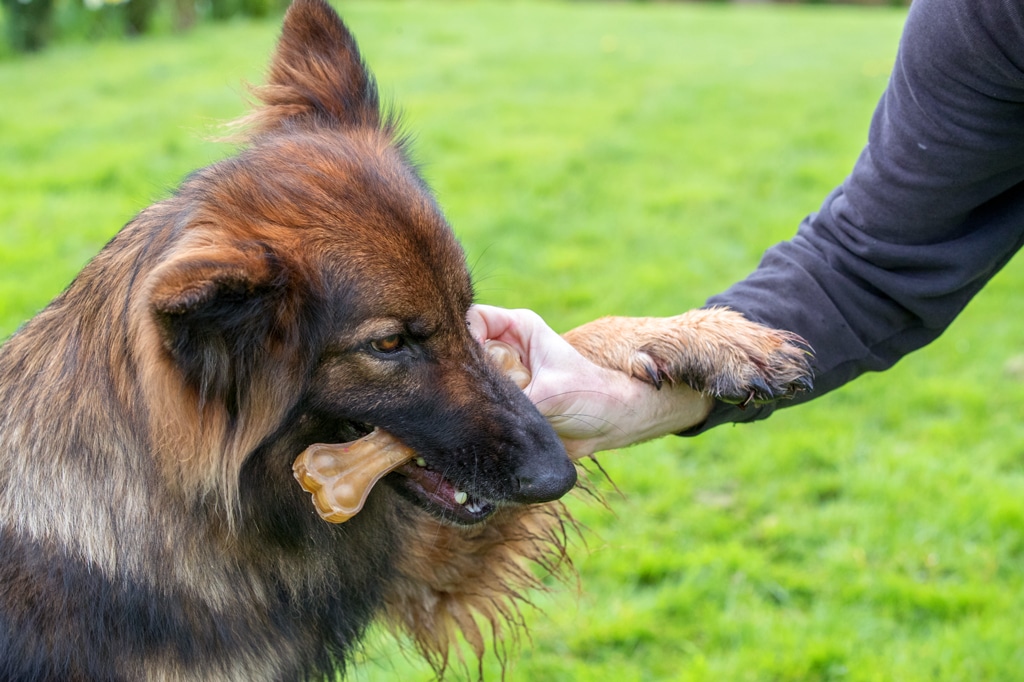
[146,242,300,414]
[243,0,381,136]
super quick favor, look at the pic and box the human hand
[467,305,714,458]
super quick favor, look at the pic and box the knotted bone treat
[293,340,532,523]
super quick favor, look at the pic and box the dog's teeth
[466,501,485,514]
[454,491,468,505]
[415,457,426,467]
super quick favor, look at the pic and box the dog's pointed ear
[245,0,380,135]
[147,242,296,412]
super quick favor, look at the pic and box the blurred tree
[124,0,156,34]
[1,0,55,51]
[239,0,269,19]
[174,0,196,31]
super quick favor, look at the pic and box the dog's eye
[370,334,404,354]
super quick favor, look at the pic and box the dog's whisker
[545,411,629,436]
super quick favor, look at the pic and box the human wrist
[587,366,714,453]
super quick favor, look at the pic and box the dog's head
[137,0,575,525]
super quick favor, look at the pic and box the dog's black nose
[514,453,577,503]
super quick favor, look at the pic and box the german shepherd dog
[0,1,811,679]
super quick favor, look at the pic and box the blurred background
[1,0,911,56]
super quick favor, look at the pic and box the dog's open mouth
[387,457,496,525]
[293,428,495,526]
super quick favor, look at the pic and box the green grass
[5,2,1024,680]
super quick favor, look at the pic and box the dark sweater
[692,0,1024,432]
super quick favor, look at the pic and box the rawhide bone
[293,340,531,523]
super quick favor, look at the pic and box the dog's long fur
[0,2,811,679]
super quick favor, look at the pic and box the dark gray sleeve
[688,0,1024,433]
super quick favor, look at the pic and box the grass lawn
[4,2,1024,680]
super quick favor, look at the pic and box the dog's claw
[739,390,755,409]
[631,349,665,390]
[717,361,810,406]
[793,374,815,394]
[749,376,773,401]
[642,362,664,390]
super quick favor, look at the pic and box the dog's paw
[563,307,812,407]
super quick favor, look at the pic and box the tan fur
[565,307,812,405]
[135,223,311,519]
[384,502,576,673]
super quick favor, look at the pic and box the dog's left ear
[245,0,381,135]
[147,242,299,412]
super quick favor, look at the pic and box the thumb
[467,304,542,358]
